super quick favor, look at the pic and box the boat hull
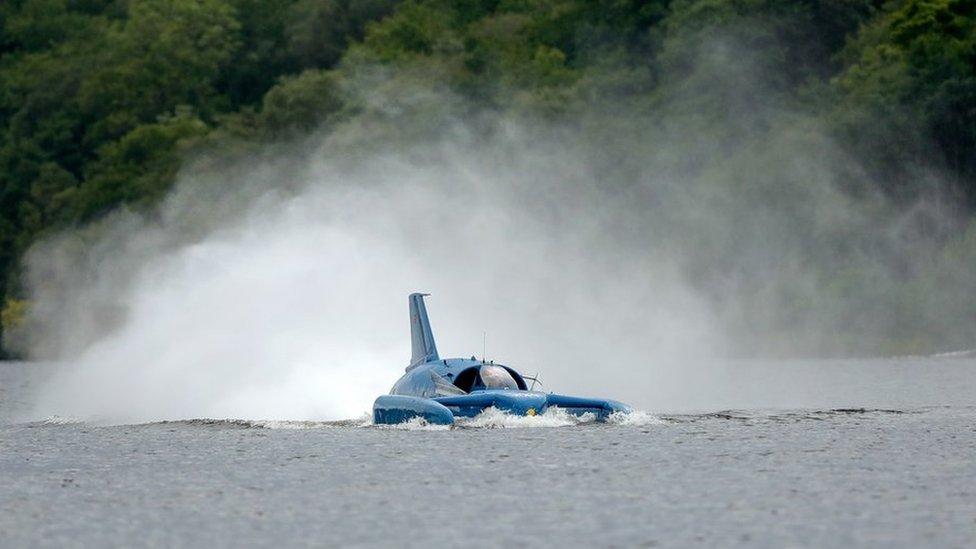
[372,390,631,425]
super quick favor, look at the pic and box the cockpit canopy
[478,365,519,390]
[451,364,527,393]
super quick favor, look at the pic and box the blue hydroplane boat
[373,293,632,425]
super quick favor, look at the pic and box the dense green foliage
[0,0,398,354]
[1,0,975,356]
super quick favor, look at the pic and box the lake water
[1,358,975,547]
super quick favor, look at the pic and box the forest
[1,0,975,357]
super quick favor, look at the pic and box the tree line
[2,0,974,356]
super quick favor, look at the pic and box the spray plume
[14,31,975,422]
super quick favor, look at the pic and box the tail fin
[408,293,439,368]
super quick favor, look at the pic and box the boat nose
[492,391,548,416]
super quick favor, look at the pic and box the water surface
[2,359,975,547]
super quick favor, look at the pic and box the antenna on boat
[524,371,543,391]
[482,331,487,363]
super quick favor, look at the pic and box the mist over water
[22,121,722,422]
[15,35,976,423]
